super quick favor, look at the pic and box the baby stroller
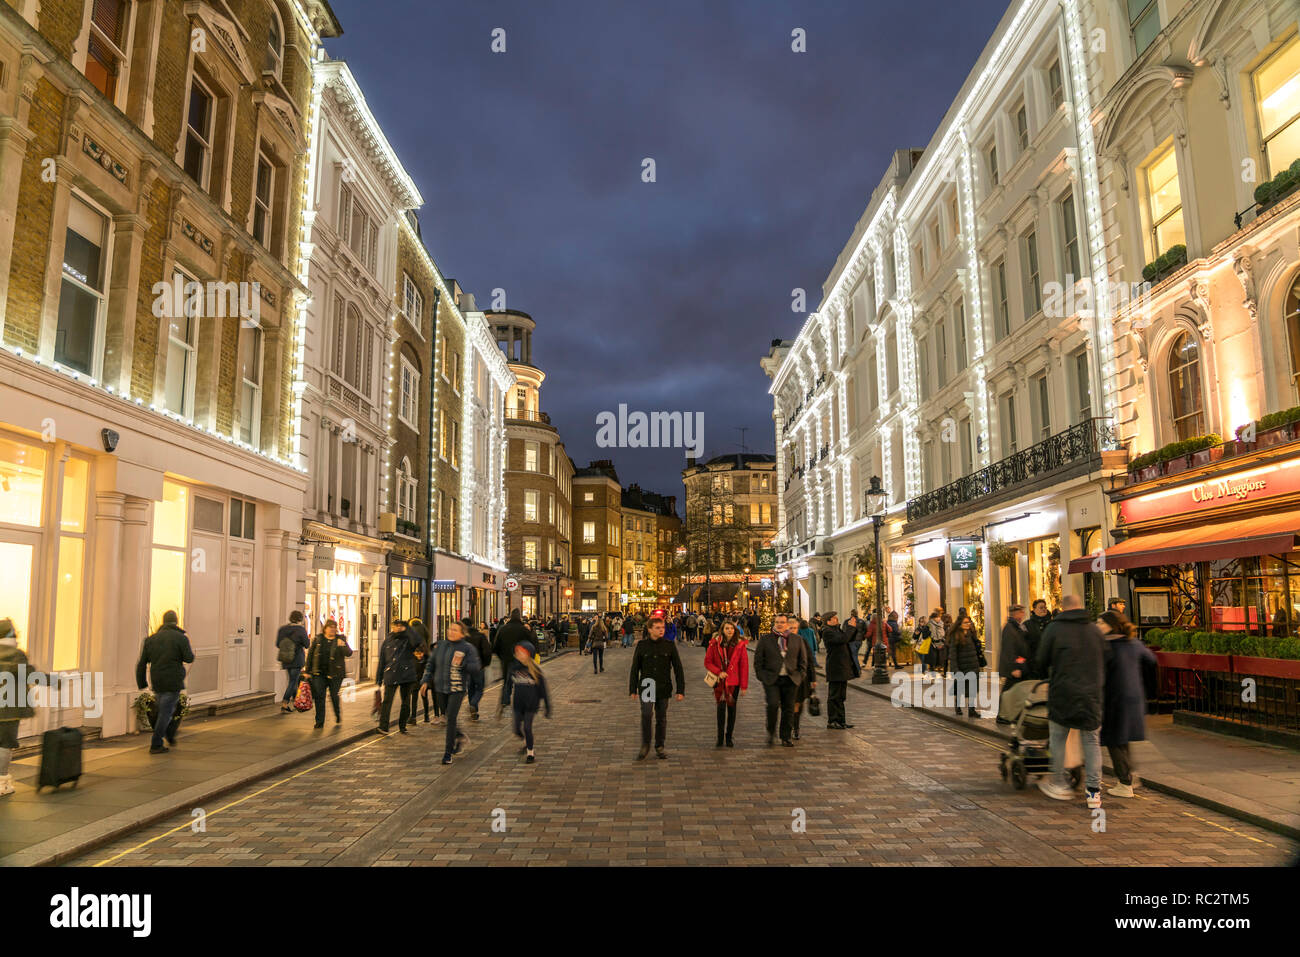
[998,680,1083,790]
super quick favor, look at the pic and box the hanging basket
[988,541,1018,568]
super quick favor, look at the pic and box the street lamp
[864,475,890,685]
[676,545,688,611]
[551,559,563,618]
[743,563,752,614]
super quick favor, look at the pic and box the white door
[224,541,254,696]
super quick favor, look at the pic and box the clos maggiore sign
[1119,458,1300,526]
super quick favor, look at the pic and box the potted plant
[133,690,191,734]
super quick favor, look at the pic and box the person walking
[376,619,421,735]
[589,616,608,673]
[303,618,352,729]
[1099,610,1156,798]
[1025,599,1053,655]
[914,609,942,680]
[846,610,866,670]
[996,604,1031,725]
[752,612,809,747]
[946,613,985,718]
[621,614,635,648]
[420,621,482,765]
[462,618,492,722]
[627,614,685,759]
[276,610,310,714]
[885,610,902,669]
[504,640,551,763]
[793,617,818,740]
[820,612,855,729]
[0,619,36,797]
[136,610,195,753]
[1035,594,1106,809]
[704,621,748,747]
[494,609,533,717]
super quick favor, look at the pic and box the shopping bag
[807,695,822,717]
[292,679,313,712]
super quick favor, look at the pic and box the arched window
[397,457,416,524]
[1168,331,1205,441]
[266,4,284,78]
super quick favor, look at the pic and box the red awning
[1067,508,1300,574]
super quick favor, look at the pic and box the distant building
[572,460,623,612]
[681,453,777,609]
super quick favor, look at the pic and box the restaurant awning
[1067,508,1300,574]
[671,585,692,604]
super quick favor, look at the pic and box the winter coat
[998,619,1032,687]
[1035,608,1105,731]
[275,622,310,670]
[0,638,35,720]
[822,624,856,681]
[466,628,493,675]
[628,636,686,698]
[407,620,430,649]
[1101,634,1157,747]
[798,626,818,666]
[1026,612,1053,651]
[135,624,196,693]
[946,627,984,675]
[753,632,809,689]
[421,638,482,694]
[494,618,534,664]
[704,637,749,702]
[304,633,352,681]
[504,658,551,714]
[588,622,608,649]
[376,630,421,687]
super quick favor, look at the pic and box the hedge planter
[1231,656,1300,680]
[1155,651,1232,673]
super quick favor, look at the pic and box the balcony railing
[906,417,1116,524]
[506,408,551,424]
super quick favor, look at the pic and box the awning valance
[1067,509,1300,574]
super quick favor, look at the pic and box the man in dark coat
[136,610,195,753]
[820,612,856,729]
[276,610,310,714]
[376,620,421,734]
[996,604,1030,725]
[753,612,809,747]
[462,617,493,721]
[1035,595,1105,807]
[628,615,685,759]
[304,618,352,728]
[1025,599,1053,655]
[494,609,534,715]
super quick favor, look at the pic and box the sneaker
[525,751,535,764]
[441,753,453,765]
[636,745,650,760]
[0,775,15,797]
[1038,778,1074,801]
[725,738,734,748]
[781,739,794,747]
[656,747,667,759]
[1086,787,1103,809]
[377,727,392,736]
[150,745,170,754]
[1109,783,1135,798]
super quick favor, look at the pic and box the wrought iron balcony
[906,417,1116,524]
[818,444,829,461]
[506,408,551,424]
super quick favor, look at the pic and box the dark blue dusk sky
[327,0,1008,508]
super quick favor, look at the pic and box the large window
[1144,143,1184,258]
[252,152,274,249]
[580,557,599,580]
[1073,348,1092,424]
[1060,190,1081,280]
[1256,36,1300,178]
[993,259,1010,339]
[1022,229,1042,316]
[398,355,419,428]
[582,521,595,544]
[524,489,539,522]
[1168,332,1205,441]
[1128,0,1161,57]
[56,196,110,376]
[338,183,378,274]
[333,297,373,398]
[183,75,214,188]
[525,441,538,471]
[85,0,129,101]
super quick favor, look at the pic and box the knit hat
[0,617,14,638]
[162,610,179,626]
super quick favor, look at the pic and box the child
[505,640,551,763]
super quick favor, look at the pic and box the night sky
[327,0,1009,508]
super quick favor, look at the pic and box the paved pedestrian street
[75,646,1296,867]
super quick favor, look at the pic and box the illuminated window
[524,489,539,522]
[582,521,595,544]
[523,539,538,570]
[1257,37,1300,179]
[525,441,538,471]
[0,542,34,651]
[1168,332,1205,441]
[0,437,46,527]
[1144,143,1184,259]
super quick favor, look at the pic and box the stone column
[118,496,153,734]
[87,490,126,737]
[0,92,35,340]
[102,213,146,395]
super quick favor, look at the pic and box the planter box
[1155,651,1232,672]
[1231,655,1300,680]
[1164,457,1189,476]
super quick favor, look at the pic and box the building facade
[0,0,340,737]
[572,460,622,612]
[681,453,777,610]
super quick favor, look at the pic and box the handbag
[917,636,932,655]
[807,695,821,717]
[292,679,313,712]
[705,642,728,688]
[371,689,382,715]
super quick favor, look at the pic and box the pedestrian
[685,611,698,645]
[494,608,533,716]
[462,617,492,721]
[1107,597,1127,616]
[303,618,352,729]
[578,615,591,654]
[0,618,37,797]
[705,621,749,747]
[135,610,195,753]
[793,617,818,740]
[627,613,685,759]
[589,616,608,673]
[913,609,939,679]
[753,612,809,747]
[376,619,421,735]
[505,640,551,763]
[621,614,635,648]
[420,621,482,765]
[1099,610,1156,798]
[996,604,1032,725]
[946,612,985,718]
[819,611,855,729]
[886,610,902,668]
[1025,598,1053,655]
[1035,594,1106,809]
[845,609,864,669]
[275,610,310,714]
[665,614,678,643]
[747,609,761,639]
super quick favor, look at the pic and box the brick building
[572,460,622,613]
[620,483,680,612]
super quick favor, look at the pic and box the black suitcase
[38,726,82,791]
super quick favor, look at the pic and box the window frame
[164,267,200,419]
[1167,331,1207,441]
[183,73,216,191]
[1023,229,1042,317]
[252,149,275,249]
[237,322,263,446]
[1254,35,1300,179]
[84,0,132,105]
[55,192,114,379]
[398,354,420,429]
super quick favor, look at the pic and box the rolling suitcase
[38,679,82,792]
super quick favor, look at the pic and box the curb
[836,670,1300,842]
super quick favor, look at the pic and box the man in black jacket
[376,620,421,734]
[136,611,195,754]
[461,618,493,721]
[1025,599,1053,652]
[1035,595,1105,808]
[819,612,856,729]
[627,615,685,759]
[494,610,534,716]
[996,604,1031,725]
[276,610,310,714]
[753,612,809,746]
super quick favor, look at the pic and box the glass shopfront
[389,576,423,624]
[1027,536,1062,611]
[309,561,361,639]
[1209,554,1300,635]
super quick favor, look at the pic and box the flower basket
[987,541,1018,568]
[133,690,191,732]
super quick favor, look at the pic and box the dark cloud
[329,0,1007,503]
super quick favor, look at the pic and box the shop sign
[482,573,497,585]
[755,548,777,570]
[1119,458,1300,526]
[505,577,519,592]
[949,541,979,571]
[761,578,773,591]
[890,552,912,572]
[431,579,457,592]
[312,546,335,571]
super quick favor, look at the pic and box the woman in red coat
[705,620,749,748]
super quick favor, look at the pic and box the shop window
[1167,332,1205,441]
[53,536,84,671]
[0,541,34,651]
[60,457,89,532]
[1143,142,1184,260]
[56,195,110,377]
[154,481,188,549]
[1028,537,1062,611]
[1255,35,1300,179]
[0,437,46,528]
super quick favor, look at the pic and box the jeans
[513,704,537,750]
[497,659,513,711]
[592,647,604,672]
[468,672,485,712]
[715,696,737,742]
[1108,743,1134,786]
[640,697,670,748]
[828,680,847,725]
[379,681,415,731]
[1049,720,1102,791]
[152,690,180,749]
[917,651,930,675]
[763,676,797,741]
[310,675,343,726]
[438,690,467,757]
[282,665,302,703]
[849,640,862,668]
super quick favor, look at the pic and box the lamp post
[676,545,688,612]
[742,563,752,615]
[551,559,563,619]
[864,475,890,685]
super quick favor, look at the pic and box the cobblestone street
[76,646,1297,867]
